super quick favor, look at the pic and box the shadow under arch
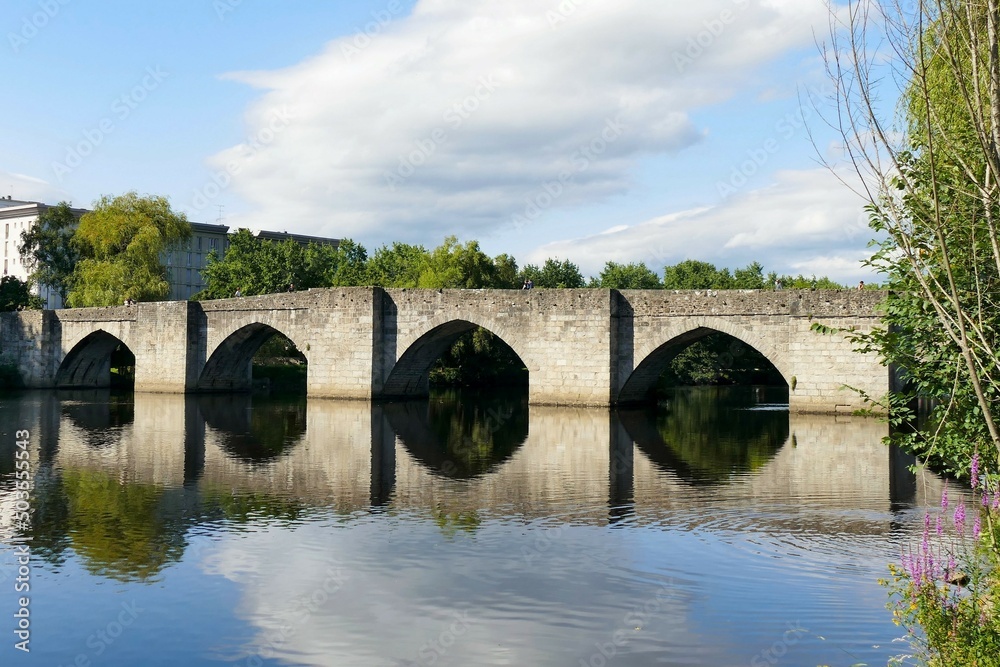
[198,323,305,392]
[384,392,528,479]
[618,387,790,485]
[383,320,526,398]
[56,330,135,389]
[617,326,788,405]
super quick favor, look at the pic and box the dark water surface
[0,387,945,666]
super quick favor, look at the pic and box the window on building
[197,237,202,252]
[187,252,192,267]
[187,269,192,284]
[209,238,217,249]
[4,224,8,239]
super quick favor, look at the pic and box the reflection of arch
[383,320,527,398]
[56,330,134,388]
[60,390,135,445]
[384,393,528,479]
[198,323,305,391]
[618,325,789,404]
[196,394,306,463]
[618,388,789,485]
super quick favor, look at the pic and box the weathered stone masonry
[0,288,887,413]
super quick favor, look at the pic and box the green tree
[662,260,733,289]
[521,258,585,288]
[418,236,505,288]
[733,261,766,289]
[493,253,520,289]
[67,193,191,307]
[0,276,43,311]
[367,242,428,287]
[199,230,295,297]
[323,239,369,286]
[18,201,81,303]
[591,261,662,289]
[825,0,1000,471]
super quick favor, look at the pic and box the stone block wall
[2,288,889,412]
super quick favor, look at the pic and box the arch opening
[383,321,527,398]
[199,324,307,393]
[618,328,787,405]
[56,331,135,389]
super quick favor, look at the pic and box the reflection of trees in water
[623,386,789,484]
[197,394,307,463]
[386,390,528,479]
[197,485,309,526]
[27,468,185,582]
[433,508,481,537]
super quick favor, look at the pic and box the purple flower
[994,493,1000,511]
[942,486,949,510]
[983,493,990,508]
[954,502,967,535]
[971,453,980,489]
[974,515,982,541]
[936,515,944,536]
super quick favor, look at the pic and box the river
[0,386,947,666]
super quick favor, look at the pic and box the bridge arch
[383,317,528,398]
[56,330,135,388]
[617,319,790,404]
[199,322,308,391]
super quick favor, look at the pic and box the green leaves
[67,192,190,307]
[592,261,662,289]
[18,201,80,302]
[0,276,43,311]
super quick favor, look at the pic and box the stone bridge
[0,288,887,412]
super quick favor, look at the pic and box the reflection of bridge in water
[12,391,938,537]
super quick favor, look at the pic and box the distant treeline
[194,231,847,299]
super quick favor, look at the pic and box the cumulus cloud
[207,0,833,244]
[525,167,877,283]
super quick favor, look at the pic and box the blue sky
[1,0,877,282]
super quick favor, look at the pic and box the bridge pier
[0,289,888,413]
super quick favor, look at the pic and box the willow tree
[826,0,1000,472]
[67,192,191,307]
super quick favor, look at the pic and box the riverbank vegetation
[825,0,1000,661]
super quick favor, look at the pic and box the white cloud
[0,170,69,205]
[208,0,834,245]
[525,167,877,283]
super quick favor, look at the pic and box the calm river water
[0,387,948,666]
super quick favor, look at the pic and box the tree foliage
[68,193,191,307]
[520,258,585,288]
[591,261,663,289]
[198,230,369,298]
[825,0,1000,472]
[18,201,80,303]
[367,242,428,287]
[417,236,514,289]
[0,276,42,311]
